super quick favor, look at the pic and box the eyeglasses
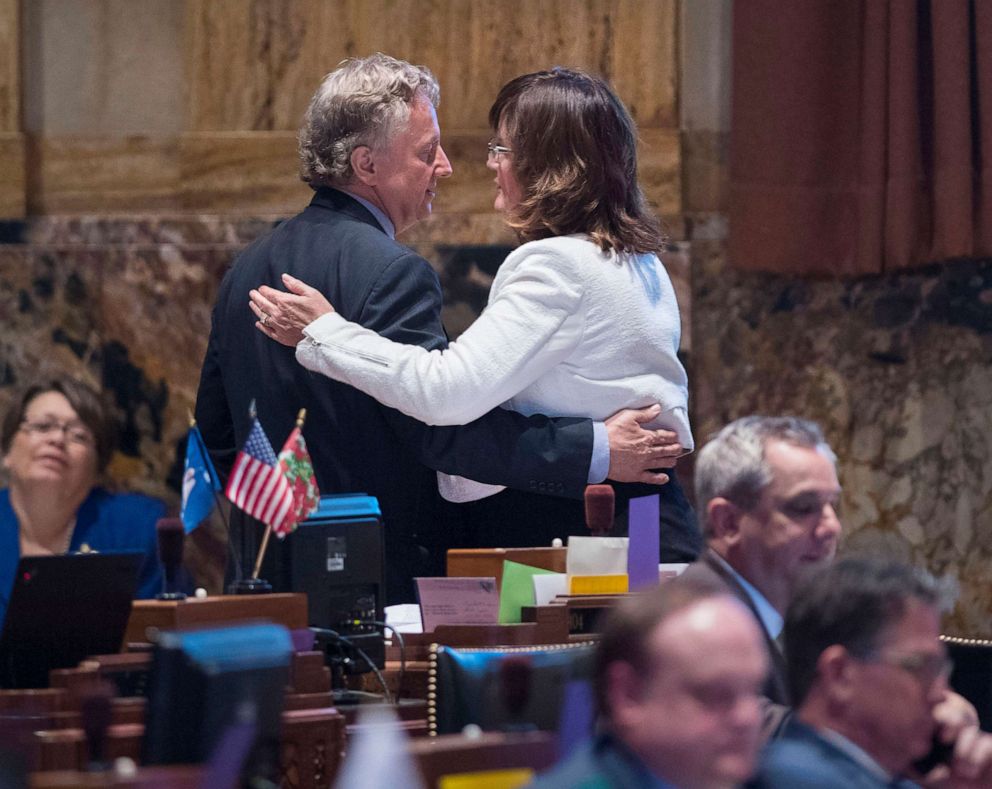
[861,650,953,688]
[20,419,95,448]
[771,491,842,519]
[487,141,512,162]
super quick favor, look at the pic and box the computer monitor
[142,622,292,782]
[429,642,597,735]
[0,553,141,688]
[285,494,386,672]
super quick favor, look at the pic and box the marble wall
[679,0,992,636]
[0,215,277,589]
[691,232,992,635]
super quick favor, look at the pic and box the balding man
[529,578,769,789]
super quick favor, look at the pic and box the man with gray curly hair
[296,52,445,233]
[681,416,842,706]
[195,53,677,602]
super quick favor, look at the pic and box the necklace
[20,517,76,556]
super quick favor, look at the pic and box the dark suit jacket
[748,719,920,788]
[680,549,790,706]
[460,471,700,564]
[527,732,677,789]
[195,188,596,602]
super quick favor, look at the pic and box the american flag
[224,418,294,529]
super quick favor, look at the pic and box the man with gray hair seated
[750,558,992,788]
[681,416,842,706]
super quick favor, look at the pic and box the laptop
[0,553,142,688]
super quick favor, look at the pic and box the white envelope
[566,536,629,577]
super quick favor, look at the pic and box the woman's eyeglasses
[20,419,95,447]
[487,142,512,162]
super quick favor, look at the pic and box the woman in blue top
[0,377,164,627]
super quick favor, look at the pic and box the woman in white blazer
[250,68,701,560]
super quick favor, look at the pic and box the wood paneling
[0,0,17,131]
[22,126,677,220]
[0,0,22,217]
[25,136,180,214]
[637,128,682,216]
[184,0,678,133]
[185,0,329,132]
[18,0,680,223]
[0,133,24,217]
[179,131,309,211]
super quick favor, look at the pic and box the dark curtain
[729,0,992,277]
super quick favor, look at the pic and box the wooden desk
[410,731,557,788]
[124,593,308,645]
[521,594,627,642]
[352,622,591,703]
[31,765,205,788]
[27,708,344,788]
[447,548,565,590]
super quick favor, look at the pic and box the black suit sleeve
[193,288,237,478]
[357,252,594,500]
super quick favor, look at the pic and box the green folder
[498,559,561,624]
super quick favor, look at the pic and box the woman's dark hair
[1,377,117,472]
[489,67,666,255]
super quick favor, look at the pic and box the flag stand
[251,524,273,580]
[229,408,313,596]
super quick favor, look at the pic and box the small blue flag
[181,425,221,533]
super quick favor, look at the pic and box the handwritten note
[415,577,500,633]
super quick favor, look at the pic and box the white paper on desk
[332,704,425,789]
[566,536,629,576]
[659,563,689,581]
[384,603,423,634]
[532,573,568,606]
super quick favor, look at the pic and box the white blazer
[298,235,692,501]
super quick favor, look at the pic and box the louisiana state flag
[180,425,221,533]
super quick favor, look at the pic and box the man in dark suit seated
[529,578,769,789]
[681,416,842,707]
[194,53,681,603]
[750,558,992,789]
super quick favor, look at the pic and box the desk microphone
[500,656,532,718]
[80,683,113,771]
[584,485,615,537]
[156,518,187,601]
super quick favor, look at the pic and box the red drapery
[730,0,992,277]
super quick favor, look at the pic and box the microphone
[499,656,533,720]
[584,485,615,537]
[80,683,114,770]
[156,518,187,600]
